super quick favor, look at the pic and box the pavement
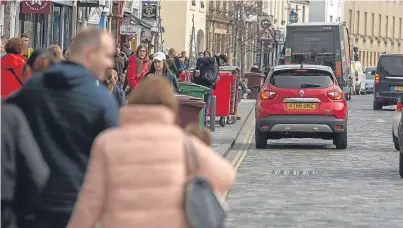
[224,95,403,228]
[211,99,255,156]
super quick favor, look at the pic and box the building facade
[309,0,344,23]
[160,0,206,56]
[344,1,403,68]
[205,0,232,58]
[267,0,310,29]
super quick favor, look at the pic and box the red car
[254,64,348,149]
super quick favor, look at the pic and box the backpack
[199,57,218,85]
[183,135,228,228]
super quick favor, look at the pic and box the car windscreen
[270,70,334,88]
[377,56,403,77]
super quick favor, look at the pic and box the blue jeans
[204,89,212,126]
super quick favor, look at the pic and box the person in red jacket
[126,44,149,89]
[1,38,27,98]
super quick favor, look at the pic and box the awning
[123,13,154,30]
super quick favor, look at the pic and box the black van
[373,53,403,110]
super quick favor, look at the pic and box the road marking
[230,123,254,166]
[224,122,255,199]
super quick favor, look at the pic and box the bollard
[210,95,216,132]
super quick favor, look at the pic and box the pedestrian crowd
[1,28,236,228]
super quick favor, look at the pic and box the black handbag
[183,135,228,228]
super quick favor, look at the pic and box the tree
[227,0,261,75]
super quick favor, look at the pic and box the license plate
[396,86,403,91]
[287,103,317,110]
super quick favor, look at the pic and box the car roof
[379,53,403,57]
[287,22,345,27]
[273,64,333,73]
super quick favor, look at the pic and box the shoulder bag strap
[8,68,23,85]
[183,134,199,175]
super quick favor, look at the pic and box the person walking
[0,36,7,57]
[1,103,49,228]
[144,52,179,92]
[103,69,126,108]
[47,44,65,62]
[20,34,34,59]
[21,49,57,77]
[4,28,119,228]
[126,44,150,92]
[1,38,28,98]
[66,76,235,228]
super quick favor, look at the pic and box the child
[184,123,212,146]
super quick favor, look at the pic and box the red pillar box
[212,72,235,117]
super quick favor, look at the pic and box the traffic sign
[259,16,272,30]
[260,28,274,41]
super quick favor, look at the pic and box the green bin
[179,81,210,127]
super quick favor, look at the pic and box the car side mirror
[354,71,359,77]
[250,86,261,94]
[396,95,403,104]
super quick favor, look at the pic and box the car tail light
[260,89,277,100]
[355,75,359,81]
[397,102,403,111]
[375,73,380,85]
[327,89,343,100]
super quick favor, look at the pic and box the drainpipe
[73,0,78,37]
[117,0,123,45]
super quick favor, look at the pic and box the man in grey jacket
[1,103,49,228]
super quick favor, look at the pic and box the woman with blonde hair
[67,76,235,228]
[48,44,64,62]
[103,69,125,108]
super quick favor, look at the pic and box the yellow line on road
[224,124,255,199]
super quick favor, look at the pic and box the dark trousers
[19,212,70,228]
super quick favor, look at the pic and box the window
[400,17,402,39]
[378,14,382,36]
[270,70,334,89]
[191,0,196,6]
[200,0,204,9]
[330,16,333,22]
[371,13,375,36]
[392,17,396,38]
[356,11,360,34]
[337,17,340,22]
[302,6,305,22]
[364,12,367,35]
[377,56,403,77]
[349,10,353,30]
[386,16,389,37]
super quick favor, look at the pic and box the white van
[350,61,366,95]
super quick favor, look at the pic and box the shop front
[19,0,73,50]
[122,13,155,51]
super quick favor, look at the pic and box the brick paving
[225,95,403,228]
[211,99,255,156]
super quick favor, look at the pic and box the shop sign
[87,7,102,25]
[21,0,51,14]
[142,2,157,21]
[120,25,137,35]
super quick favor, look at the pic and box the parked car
[397,107,403,177]
[373,53,403,110]
[350,61,366,95]
[254,64,348,149]
[364,66,376,94]
[392,96,403,151]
